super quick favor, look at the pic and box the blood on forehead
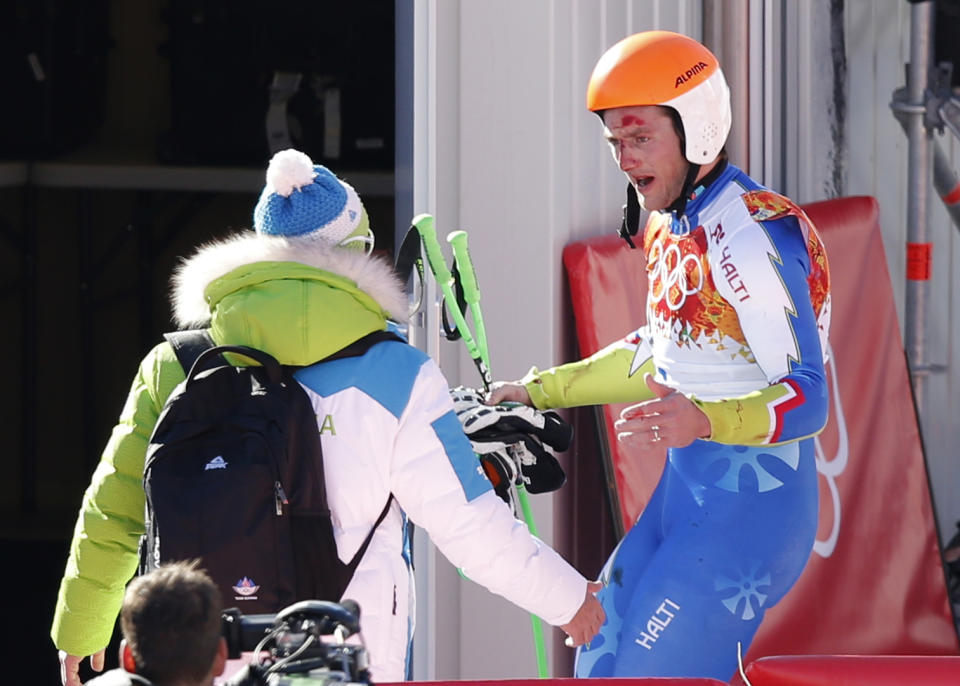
[619,115,646,127]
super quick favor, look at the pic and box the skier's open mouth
[635,176,654,189]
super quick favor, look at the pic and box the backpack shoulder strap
[346,494,395,571]
[163,329,217,375]
[165,328,401,377]
[322,329,406,363]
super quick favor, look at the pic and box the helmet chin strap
[665,162,702,216]
[617,162,700,249]
[619,182,643,249]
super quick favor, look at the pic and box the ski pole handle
[447,230,490,371]
[412,215,488,383]
[447,231,478,300]
[413,214,453,288]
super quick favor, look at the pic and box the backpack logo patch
[232,576,260,599]
[204,455,228,470]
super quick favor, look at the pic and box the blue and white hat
[253,149,370,249]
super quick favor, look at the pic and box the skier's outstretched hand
[60,649,105,686]
[484,381,532,406]
[561,581,605,647]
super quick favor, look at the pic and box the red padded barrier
[563,231,654,534]
[562,196,959,658]
[746,197,957,658]
[741,654,960,685]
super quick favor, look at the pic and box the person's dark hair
[121,560,222,685]
[662,106,686,151]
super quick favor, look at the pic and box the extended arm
[516,331,657,410]
[392,360,602,638]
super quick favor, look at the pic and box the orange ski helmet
[586,30,731,164]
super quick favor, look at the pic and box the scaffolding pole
[903,0,934,413]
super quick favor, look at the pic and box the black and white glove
[450,386,571,501]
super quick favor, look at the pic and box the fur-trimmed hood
[171,232,407,327]
[168,233,408,365]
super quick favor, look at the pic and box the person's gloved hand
[476,447,520,508]
[451,386,571,497]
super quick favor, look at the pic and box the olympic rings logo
[648,239,705,311]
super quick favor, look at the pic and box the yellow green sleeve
[51,342,186,656]
[690,380,823,446]
[522,339,657,410]
[690,391,769,445]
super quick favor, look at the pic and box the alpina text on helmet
[675,61,710,87]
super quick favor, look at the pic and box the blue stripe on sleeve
[431,410,492,502]
[763,216,829,440]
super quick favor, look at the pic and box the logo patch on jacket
[233,577,260,599]
[204,456,228,470]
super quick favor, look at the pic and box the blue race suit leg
[576,438,818,680]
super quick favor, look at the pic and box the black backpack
[140,329,400,613]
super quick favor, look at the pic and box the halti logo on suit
[634,598,681,649]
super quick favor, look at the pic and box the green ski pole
[511,466,549,677]
[446,230,490,379]
[446,229,550,679]
[411,214,492,390]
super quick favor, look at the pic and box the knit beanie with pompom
[253,149,370,250]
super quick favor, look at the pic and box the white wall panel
[846,0,911,321]
[455,1,557,678]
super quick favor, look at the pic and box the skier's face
[602,105,688,212]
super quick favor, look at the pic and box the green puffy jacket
[51,235,406,657]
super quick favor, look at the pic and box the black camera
[220,599,371,685]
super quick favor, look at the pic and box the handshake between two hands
[562,580,605,648]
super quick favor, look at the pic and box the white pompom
[265,149,316,197]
